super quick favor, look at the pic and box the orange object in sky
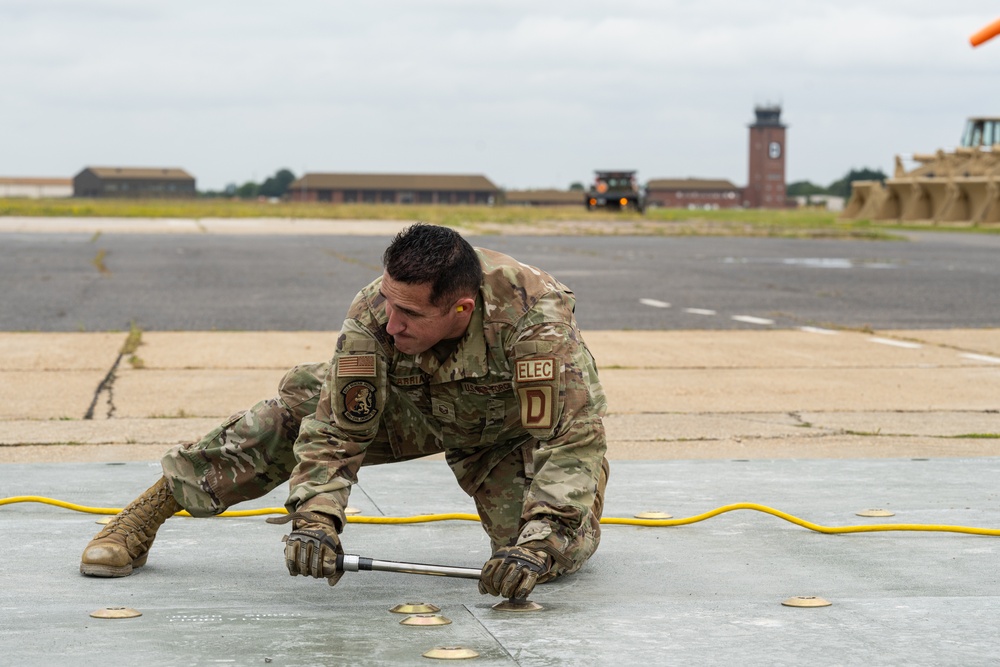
[970,17,1000,47]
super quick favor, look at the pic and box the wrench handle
[334,553,482,580]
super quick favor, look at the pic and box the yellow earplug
[456,306,464,313]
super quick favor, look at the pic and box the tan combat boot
[80,476,181,577]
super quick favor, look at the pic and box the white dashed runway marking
[868,337,922,349]
[731,315,774,326]
[639,298,670,308]
[961,353,1000,364]
[617,295,990,366]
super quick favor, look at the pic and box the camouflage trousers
[161,362,606,575]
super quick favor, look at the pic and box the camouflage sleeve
[509,293,608,556]
[285,317,387,531]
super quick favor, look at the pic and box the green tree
[259,169,296,198]
[786,181,827,196]
[827,168,886,199]
[235,181,259,199]
[569,182,585,191]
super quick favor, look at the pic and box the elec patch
[515,357,555,383]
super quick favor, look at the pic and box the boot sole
[79,562,133,577]
[79,552,147,578]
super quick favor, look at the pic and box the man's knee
[277,362,328,419]
[161,442,223,516]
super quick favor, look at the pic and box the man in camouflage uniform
[81,223,609,601]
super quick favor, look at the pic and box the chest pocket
[430,393,512,447]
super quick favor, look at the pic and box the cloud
[1,0,997,189]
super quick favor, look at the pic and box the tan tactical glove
[478,545,552,599]
[270,511,344,586]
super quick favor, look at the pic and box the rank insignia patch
[341,380,378,423]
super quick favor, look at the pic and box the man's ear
[454,296,476,314]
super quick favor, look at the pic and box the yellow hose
[3,495,1000,536]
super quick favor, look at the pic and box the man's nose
[386,309,405,335]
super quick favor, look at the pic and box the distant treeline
[201,169,297,199]
[788,168,887,199]
[204,166,889,201]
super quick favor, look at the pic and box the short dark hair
[382,224,482,306]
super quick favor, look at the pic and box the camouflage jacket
[287,248,607,550]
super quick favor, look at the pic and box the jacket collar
[411,294,488,382]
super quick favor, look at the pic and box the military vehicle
[841,117,1000,225]
[585,170,645,213]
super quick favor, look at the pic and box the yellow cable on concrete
[4,495,1000,536]
[603,502,1000,536]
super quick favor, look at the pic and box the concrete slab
[801,411,1000,438]
[8,410,992,453]
[603,411,811,440]
[604,411,1000,442]
[4,458,1000,666]
[20,363,998,422]
[3,329,999,467]
[0,370,109,420]
[885,329,1000,358]
[4,431,1000,466]
[600,366,1000,413]
[0,417,219,445]
[136,331,336,369]
[608,435,1000,459]
[51,361,1000,425]
[112,368,282,419]
[0,443,170,464]
[585,329,974,369]
[0,332,123,370]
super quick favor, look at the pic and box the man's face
[380,272,468,355]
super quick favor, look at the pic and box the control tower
[745,105,787,208]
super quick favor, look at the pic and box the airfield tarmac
[2,218,999,665]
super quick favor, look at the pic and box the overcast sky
[1,1,998,191]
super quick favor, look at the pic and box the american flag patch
[337,354,376,377]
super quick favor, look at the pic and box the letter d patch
[518,386,553,429]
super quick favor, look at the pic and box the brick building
[73,167,196,198]
[645,178,741,209]
[504,189,582,207]
[744,105,788,208]
[0,177,73,198]
[288,173,498,205]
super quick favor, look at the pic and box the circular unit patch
[341,380,378,423]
